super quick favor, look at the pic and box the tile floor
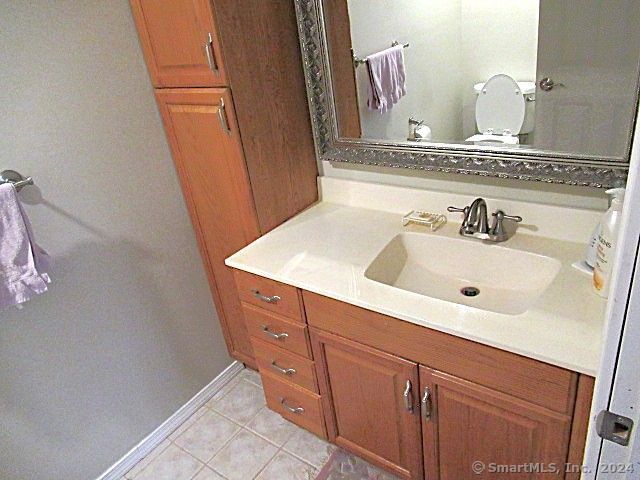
[122,368,336,480]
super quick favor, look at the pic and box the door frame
[583,102,640,478]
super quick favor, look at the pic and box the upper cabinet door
[130,0,226,87]
[420,366,572,480]
[311,329,423,480]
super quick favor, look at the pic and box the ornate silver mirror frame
[293,0,633,188]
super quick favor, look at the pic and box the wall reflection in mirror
[325,0,640,159]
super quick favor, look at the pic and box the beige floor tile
[240,368,263,387]
[169,406,208,441]
[174,409,240,462]
[205,376,242,408]
[210,380,265,425]
[256,451,317,480]
[246,407,300,446]
[135,443,203,480]
[125,439,171,478]
[193,466,226,480]
[283,428,336,469]
[209,429,278,480]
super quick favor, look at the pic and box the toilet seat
[466,133,520,145]
[475,74,526,136]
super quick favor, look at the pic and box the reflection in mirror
[326,0,640,159]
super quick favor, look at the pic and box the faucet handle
[447,206,469,214]
[489,210,522,241]
[492,211,522,223]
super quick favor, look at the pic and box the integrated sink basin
[364,232,561,315]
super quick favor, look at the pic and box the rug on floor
[315,449,400,480]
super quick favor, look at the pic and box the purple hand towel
[0,183,50,308]
[366,45,407,113]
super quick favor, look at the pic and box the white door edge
[582,103,640,479]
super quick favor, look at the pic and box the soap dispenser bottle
[593,188,625,297]
[585,222,601,269]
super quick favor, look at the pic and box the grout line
[244,422,297,449]
[249,444,281,480]
[206,426,244,466]
[208,390,266,428]
[240,424,282,449]
[278,447,318,472]
[209,464,229,479]
[188,464,206,480]
[204,423,244,464]
[167,441,206,467]
[207,406,246,427]
[204,376,242,406]
[282,441,332,470]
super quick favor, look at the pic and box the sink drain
[460,286,480,297]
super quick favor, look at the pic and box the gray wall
[0,2,233,479]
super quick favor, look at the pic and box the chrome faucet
[448,198,522,242]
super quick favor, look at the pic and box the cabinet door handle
[403,380,413,413]
[261,325,289,340]
[251,289,281,304]
[422,386,433,420]
[217,98,231,134]
[204,32,219,74]
[280,398,304,414]
[271,361,296,376]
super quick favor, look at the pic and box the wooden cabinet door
[420,366,572,480]
[311,329,423,480]
[155,88,260,365]
[130,0,226,87]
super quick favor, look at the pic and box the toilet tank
[473,81,536,135]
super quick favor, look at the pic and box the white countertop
[226,179,606,376]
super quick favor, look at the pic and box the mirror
[295,0,640,187]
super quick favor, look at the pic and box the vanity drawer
[235,270,304,322]
[252,338,319,394]
[244,303,312,358]
[262,371,326,439]
[303,291,577,414]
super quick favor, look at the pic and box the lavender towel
[366,45,407,113]
[0,183,50,309]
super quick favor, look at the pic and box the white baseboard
[96,361,244,480]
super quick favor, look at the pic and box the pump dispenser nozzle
[606,188,625,207]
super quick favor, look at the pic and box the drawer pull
[280,397,304,414]
[403,379,414,413]
[261,325,289,340]
[252,289,281,304]
[271,361,297,376]
[422,387,433,420]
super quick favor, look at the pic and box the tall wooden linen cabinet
[130,0,318,367]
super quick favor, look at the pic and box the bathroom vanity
[226,178,604,480]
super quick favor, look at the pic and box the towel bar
[352,41,410,68]
[0,170,34,192]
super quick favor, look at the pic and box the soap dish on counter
[402,210,447,231]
